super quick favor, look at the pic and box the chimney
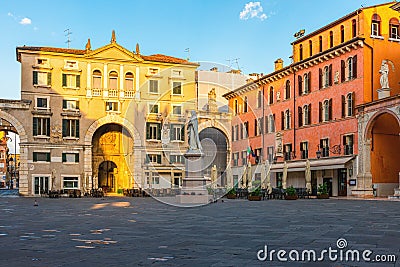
[210,67,218,72]
[274,58,283,71]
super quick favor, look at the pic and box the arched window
[269,114,275,133]
[285,80,291,99]
[323,66,330,88]
[303,73,309,94]
[340,25,345,43]
[269,87,274,105]
[299,44,303,61]
[257,91,262,108]
[389,17,400,39]
[319,36,323,52]
[323,100,329,121]
[309,40,313,56]
[372,14,381,36]
[125,72,134,91]
[243,96,248,113]
[347,57,353,80]
[92,70,102,89]
[329,31,334,48]
[303,105,309,125]
[352,19,357,38]
[346,93,354,116]
[234,99,238,115]
[284,110,290,130]
[109,71,118,90]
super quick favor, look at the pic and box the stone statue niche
[207,88,218,112]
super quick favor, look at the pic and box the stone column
[354,138,373,197]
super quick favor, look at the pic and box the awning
[270,156,354,173]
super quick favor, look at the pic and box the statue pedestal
[176,149,211,204]
[377,88,391,99]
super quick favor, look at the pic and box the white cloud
[19,17,31,25]
[239,2,268,21]
[7,12,13,17]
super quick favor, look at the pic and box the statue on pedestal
[187,111,202,151]
[379,60,389,89]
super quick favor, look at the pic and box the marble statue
[379,60,389,88]
[187,110,202,151]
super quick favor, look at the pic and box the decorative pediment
[86,43,143,62]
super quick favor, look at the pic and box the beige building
[0,31,201,196]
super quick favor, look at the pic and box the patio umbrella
[305,159,312,193]
[241,164,247,189]
[266,161,272,194]
[247,161,252,189]
[261,161,266,189]
[282,161,288,189]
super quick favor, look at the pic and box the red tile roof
[142,54,198,66]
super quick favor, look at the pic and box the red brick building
[224,2,400,197]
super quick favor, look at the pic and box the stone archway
[366,110,400,196]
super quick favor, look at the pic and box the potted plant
[317,183,329,199]
[284,186,298,200]
[248,187,262,201]
[226,188,237,199]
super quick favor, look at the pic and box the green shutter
[145,154,149,163]
[157,124,161,140]
[47,72,52,86]
[75,153,79,163]
[46,118,50,136]
[75,120,80,138]
[62,153,66,162]
[62,100,67,109]
[62,74,67,87]
[146,123,150,139]
[33,118,38,136]
[181,125,185,141]
[33,71,38,85]
[46,153,50,162]
[170,125,174,140]
[76,75,80,88]
[33,152,37,162]
[157,155,161,164]
[76,101,79,109]
[62,119,67,137]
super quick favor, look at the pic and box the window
[172,105,182,115]
[258,118,263,135]
[173,173,182,187]
[235,125,239,140]
[322,65,332,88]
[320,138,329,157]
[284,144,292,161]
[243,122,249,138]
[172,81,182,95]
[148,68,159,76]
[343,135,354,155]
[234,99,238,115]
[346,56,357,80]
[342,92,355,117]
[146,154,161,164]
[33,71,51,86]
[285,110,291,130]
[329,31,333,48]
[303,72,310,94]
[146,122,161,140]
[267,146,274,163]
[152,173,160,185]
[352,19,357,38]
[389,18,400,40]
[92,70,102,89]
[106,101,119,112]
[62,119,79,138]
[33,117,50,137]
[63,177,79,189]
[36,97,48,109]
[299,44,303,61]
[309,40,313,57]
[33,152,50,162]
[264,116,269,134]
[300,141,308,159]
[257,91,262,108]
[319,99,332,122]
[240,124,244,139]
[108,71,118,90]
[149,104,159,114]
[323,99,331,122]
[170,155,184,164]
[62,153,79,163]
[62,100,79,110]
[269,114,275,133]
[149,80,159,93]
[304,104,311,125]
[170,124,184,141]
[231,126,235,142]
[62,73,80,88]
[254,148,262,164]
[371,14,381,37]
[232,152,239,166]
[298,75,303,96]
[243,96,248,112]
[172,69,183,77]
[269,87,274,104]
[285,80,291,99]
[254,119,258,136]
[319,36,323,52]
[340,25,345,43]
[125,72,134,91]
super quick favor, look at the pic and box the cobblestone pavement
[0,197,399,267]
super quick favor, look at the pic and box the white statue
[187,110,202,151]
[379,60,389,89]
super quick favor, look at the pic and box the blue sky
[0,0,386,99]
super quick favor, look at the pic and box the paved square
[0,197,399,266]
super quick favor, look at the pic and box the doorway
[98,161,117,193]
[338,168,347,196]
[34,176,49,195]
[323,177,333,197]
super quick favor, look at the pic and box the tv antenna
[184,48,190,60]
[226,58,241,71]
[64,29,72,48]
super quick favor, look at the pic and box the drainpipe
[292,67,297,159]
[262,83,265,163]
[363,41,374,102]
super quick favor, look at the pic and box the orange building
[224,2,400,197]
